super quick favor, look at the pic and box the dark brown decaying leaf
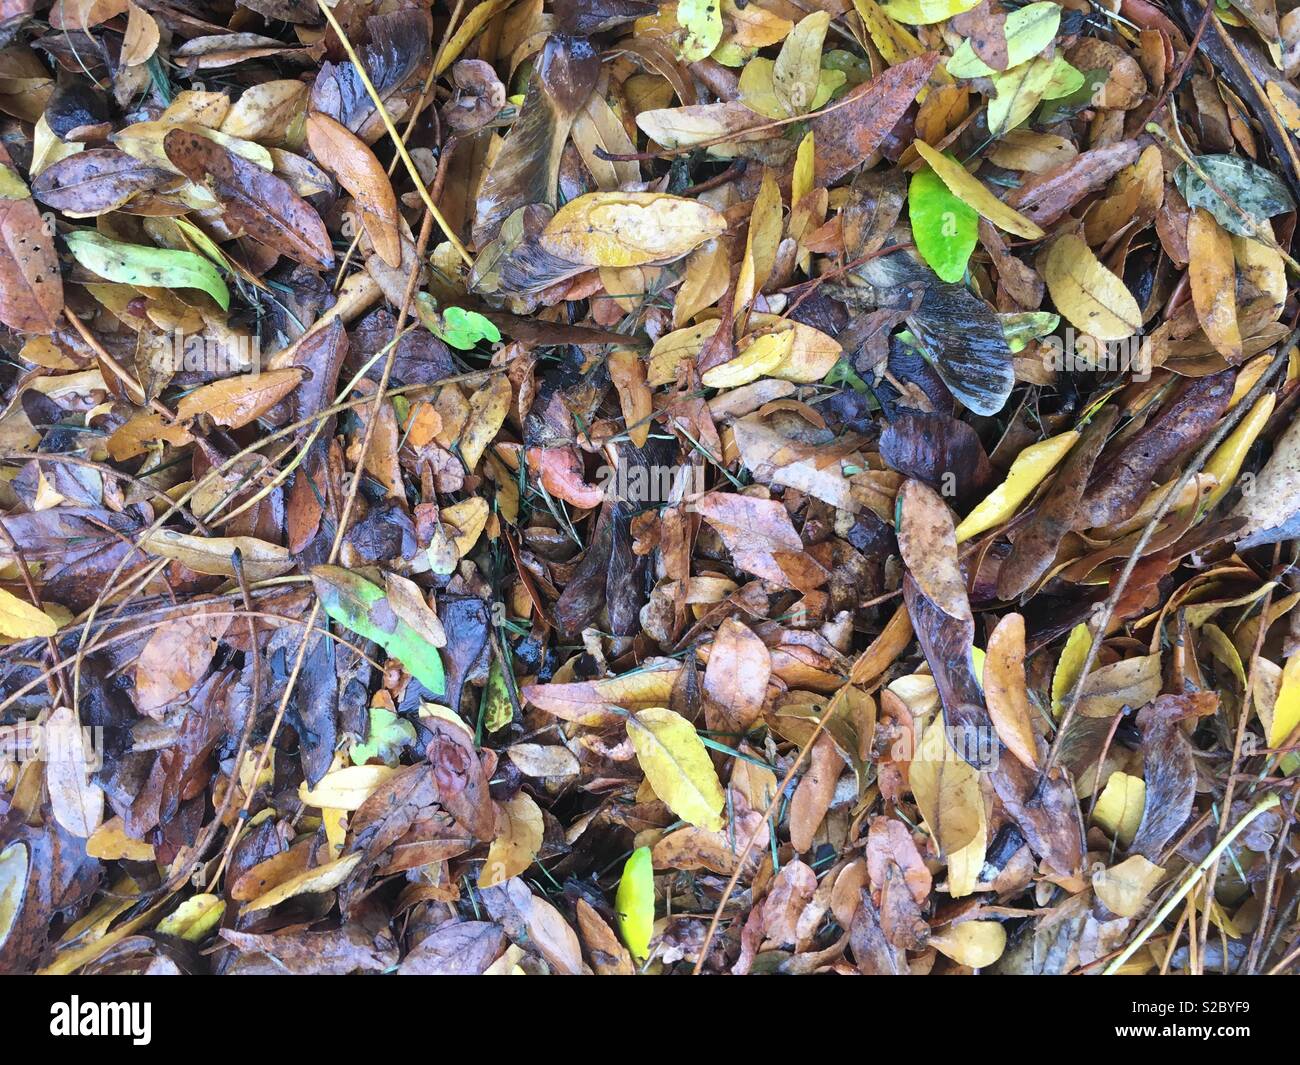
[163,128,334,268]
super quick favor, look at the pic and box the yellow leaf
[947,794,987,899]
[910,714,981,856]
[1201,391,1275,513]
[1051,623,1091,717]
[1093,855,1164,918]
[441,496,490,560]
[0,586,58,638]
[1043,234,1142,341]
[649,319,722,386]
[1270,651,1300,749]
[751,316,842,382]
[459,374,511,472]
[479,792,544,887]
[1,841,28,950]
[955,430,1078,542]
[1093,771,1146,846]
[880,0,982,25]
[734,168,783,312]
[627,707,725,830]
[298,765,395,810]
[86,817,155,862]
[913,140,1044,239]
[793,131,815,206]
[983,613,1038,770]
[156,893,224,941]
[927,920,1006,967]
[853,0,928,64]
[243,853,363,913]
[700,329,794,389]
[540,192,726,267]
[1188,207,1241,362]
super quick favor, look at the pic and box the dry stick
[332,0,466,287]
[1102,792,1281,974]
[65,311,176,420]
[193,550,262,895]
[4,609,383,719]
[1133,2,1212,129]
[1041,347,1291,777]
[1197,541,1281,968]
[1246,784,1300,973]
[59,359,502,717]
[1209,19,1300,204]
[314,0,473,267]
[0,452,211,534]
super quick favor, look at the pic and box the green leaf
[311,565,446,694]
[909,163,978,283]
[1175,154,1295,238]
[946,2,1062,78]
[437,306,501,350]
[65,230,230,310]
[615,846,655,962]
[351,705,417,766]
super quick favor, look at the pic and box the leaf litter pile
[5,0,1300,979]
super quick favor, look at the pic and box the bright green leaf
[909,163,978,283]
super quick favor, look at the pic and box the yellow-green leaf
[65,230,230,310]
[1051,622,1091,717]
[615,845,655,962]
[947,2,1062,78]
[773,11,831,116]
[880,0,982,26]
[677,0,724,62]
[627,707,725,831]
[157,893,225,941]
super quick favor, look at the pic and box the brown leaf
[163,128,334,268]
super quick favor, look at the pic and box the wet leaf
[615,845,654,962]
[65,230,229,310]
[311,566,445,695]
[627,707,725,831]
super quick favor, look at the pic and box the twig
[314,0,473,266]
[1102,792,1281,974]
